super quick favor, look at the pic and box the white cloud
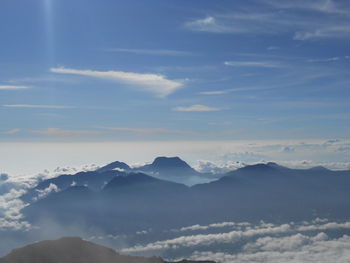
[101,127,193,135]
[4,128,21,135]
[265,0,349,16]
[184,1,350,40]
[122,223,292,253]
[0,85,30,90]
[32,128,100,137]
[224,61,281,68]
[199,91,229,95]
[307,56,341,62]
[194,160,245,174]
[199,87,263,96]
[103,48,192,56]
[3,104,74,109]
[294,26,350,40]
[0,188,31,231]
[177,221,250,232]
[267,46,280,50]
[298,221,350,232]
[51,67,183,98]
[118,219,350,263]
[33,183,59,201]
[173,104,221,112]
[244,232,327,252]
[185,16,235,33]
[190,234,350,263]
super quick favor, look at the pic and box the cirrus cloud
[4,129,21,135]
[101,127,194,135]
[51,67,183,98]
[3,104,75,109]
[32,128,100,137]
[0,85,30,90]
[173,104,221,112]
[224,61,281,68]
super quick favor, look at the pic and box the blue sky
[1,0,350,174]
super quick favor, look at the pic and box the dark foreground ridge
[0,237,215,263]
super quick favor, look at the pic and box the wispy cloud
[3,104,75,109]
[224,61,281,68]
[190,234,350,263]
[267,46,280,50]
[199,87,264,96]
[294,26,350,40]
[8,75,78,84]
[122,222,292,253]
[51,67,183,98]
[4,129,21,135]
[184,1,350,40]
[307,56,342,62]
[0,85,30,90]
[32,128,100,136]
[103,48,193,56]
[122,219,350,257]
[101,127,194,135]
[175,221,250,232]
[265,0,350,16]
[185,16,234,33]
[173,104,221,112]
[199,91,229,95]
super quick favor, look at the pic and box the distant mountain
[142,157,193,171]
[21,170,124,203]
[192,162,350,222]
[103,172,188,195]
[23,173,191,232]
[0,237,214,263]
[21,157,220,203]
[20,161,350,238]
[135,157,221,185]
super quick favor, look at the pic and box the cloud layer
[122,218,350,263]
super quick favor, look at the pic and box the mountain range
[20,157,350,235]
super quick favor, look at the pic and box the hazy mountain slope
[191,162,350,222]
[23,173,192,232]
[0,237,163,263]
[21,170,123,203]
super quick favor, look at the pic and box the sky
[1,0,350,176]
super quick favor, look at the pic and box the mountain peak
[103,173,158,191]
[151,156,192,170]
[97,161,130,173]
[308,166,330,171]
